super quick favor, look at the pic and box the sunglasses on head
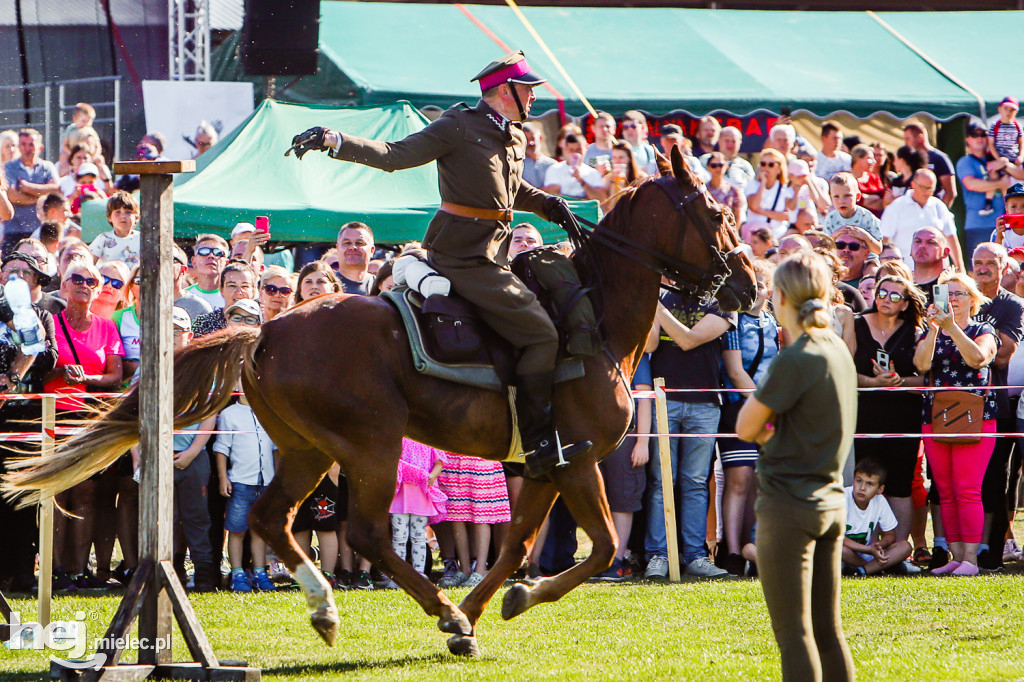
[228,313,260,326]
[875,290,904,303]
[102,274,124,289]
[263,284,293,296]
[834,240,862,252]
[760,161,776,167]
[70,273,99,288]
[196,246,226,258]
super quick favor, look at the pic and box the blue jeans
[645,400,720,563]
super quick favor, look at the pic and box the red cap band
[478,59,532,92]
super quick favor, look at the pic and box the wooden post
[48,160,259,681]
[654,378,681,582]
[37,395,55,627]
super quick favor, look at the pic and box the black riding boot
[516,371,592,478]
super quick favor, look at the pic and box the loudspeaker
[241,0,320,76]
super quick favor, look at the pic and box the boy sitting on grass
[842,459,912,577]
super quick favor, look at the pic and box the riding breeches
[429,252,558,375]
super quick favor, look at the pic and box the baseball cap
[660,124,684,137]
[172,306,192,331]
[231,222,256,240]
[1000,96,1020,111]
[76,162,100,178]
[788,159,810,177]
[1006,182,1024,199]
[965,120,988,137]
[224,298,263,322]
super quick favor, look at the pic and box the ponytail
[798,298,829,330]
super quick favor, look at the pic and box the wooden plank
[0,587,11,623]
[38,394,55,627]
[207,666,262,681]
[112,161,195,176]
[158,561,217,668]
[137,172,176,666]
[0,623,10,642]
[654,378,681,582]
[96,561,153,666]
[51,662,156,682]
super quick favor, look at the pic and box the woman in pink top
[389,439,447,582]
[43,260,125,589]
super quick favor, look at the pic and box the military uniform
[330,99,558,374]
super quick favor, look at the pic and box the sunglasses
[70,273,99,288]
[263,284,293,296]
[875,290,904,303]
[707,162,724,169]
[968,132,988,138]
[196,246,226,258]
[760,161,777,168]
[622,122,638,129]
[102,274,124,289]
[834,241,862,252]
[227,313,261,326]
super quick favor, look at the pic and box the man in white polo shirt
[880,168,964,272]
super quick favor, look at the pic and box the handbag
[930,381,987,444]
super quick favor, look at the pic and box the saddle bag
[511,246,602,357]
[421,294,485,364]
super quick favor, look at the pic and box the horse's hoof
[437,609,472,636]
[501,582,532,621]
[311,605,339,647]
[447,633,479,657]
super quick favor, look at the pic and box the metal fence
[0,75,122,163]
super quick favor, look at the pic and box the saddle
[380,248,602,393]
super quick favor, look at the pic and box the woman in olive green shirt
[737,251,857,682]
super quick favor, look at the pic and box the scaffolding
[169,0,211,81]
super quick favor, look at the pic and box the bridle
[568,176,742,306]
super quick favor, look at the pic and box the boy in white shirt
[821,172,882,240]
[89,190,140,268]
[842,459,912,576]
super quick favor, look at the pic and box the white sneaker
[462,572,485,588]
[903,560,922,574]
[1003,539,1022,563]
[644,555,669,579]
[685,556,729,579]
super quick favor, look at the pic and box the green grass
[3,571,1024,681]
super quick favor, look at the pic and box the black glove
[0,289,12,326]
[544,195,575,230]
[285,126,331,160]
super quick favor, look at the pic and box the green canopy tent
[211,3,1024,120]
[80,99,599,244]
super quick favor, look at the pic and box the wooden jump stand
[51,160,260,681]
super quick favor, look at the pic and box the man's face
[593,117,615,143]
[505,83,536,119]
[778,237,809,259]
[621,119,643,146]
[698,119,719,146]
[173,327,193,350]
[972,247,1005,289]
[912,228,946,266]
[834,233,868,274]
[109,207,138,235]
[880,246,901,263]
[525,130,543,157]
[337,228,373,273]
[195,133,213,155]
[903,128,925,149]
[221,271,255,305]
[59,249,89,276]
[794,211,818,233]
[770,131,791,154]
[911,174,936,203]
[508,227,542,260]
[18,134,40,162]
[1005,196,1024,215]
[46,202,72,225]
[821,129,841,152]
[966,130,988,155]
[830,182,857,213]
[852,472,883,504]
[718,132,740,156]
[563,141,583,160]
[192,239,227,277]
[1,260,37,289]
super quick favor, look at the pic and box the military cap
[471,51,547,93]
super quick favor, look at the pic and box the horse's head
[656,146,757,312]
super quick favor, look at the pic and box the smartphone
[254,216,270,233]
[876,349,891,373]
[779,105,792,117]
[1003,214,1024,231]
[933,284,949,314]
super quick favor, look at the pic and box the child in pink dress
[390,439,447,577]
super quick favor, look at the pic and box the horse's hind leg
[247,447,338,645]
[501,461,616,621]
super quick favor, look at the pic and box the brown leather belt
[440,201,513,222]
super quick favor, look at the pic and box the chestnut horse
[4,147,755,657]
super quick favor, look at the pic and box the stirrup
[523,436,592,479]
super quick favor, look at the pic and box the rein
[565,177,738,306]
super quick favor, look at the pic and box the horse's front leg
[500,461,616,621]
[449,477,559,656]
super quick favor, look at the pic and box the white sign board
[142,80,254,161]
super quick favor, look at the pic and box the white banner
[141,80,254,161]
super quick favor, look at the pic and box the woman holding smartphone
[850,275,928,548]
[737,251,857,682]
[913,272,998,576]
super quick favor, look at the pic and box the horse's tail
[1,327,262,506]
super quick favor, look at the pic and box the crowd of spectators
[2,99,1024,594]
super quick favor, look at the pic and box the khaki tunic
[331,99,558,374]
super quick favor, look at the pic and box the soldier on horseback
[288,51,590,478]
